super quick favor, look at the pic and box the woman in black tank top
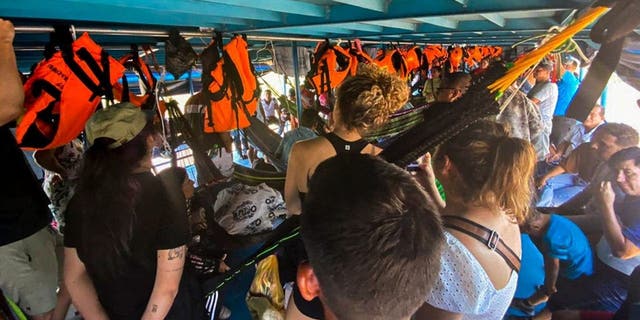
[283,65,409,319]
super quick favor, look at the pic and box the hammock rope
[489,6,609,95]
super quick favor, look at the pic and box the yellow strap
[488,6,609,94]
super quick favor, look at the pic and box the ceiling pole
[292,41,302,125]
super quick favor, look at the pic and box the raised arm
[597,182,640,259]
[64,248,110,320]
[0,19,24,126]
[141,245,186,320]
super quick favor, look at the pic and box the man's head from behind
[591,123,639,161]
[300,108,319,129]
[299,154,444,320]
[436,72,471,103]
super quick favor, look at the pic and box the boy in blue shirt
[506,234,549,319]
[523,211,594,307]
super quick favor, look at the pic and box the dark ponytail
[74,124,154,279]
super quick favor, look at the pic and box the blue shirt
[506,234,546,317]
[275,127,317,165]
[543,214,594,279]
[554,71,580,116]
[618,196,640,247]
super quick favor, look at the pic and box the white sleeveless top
[425,231,518,319]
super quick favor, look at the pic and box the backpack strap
[442,215,521,273]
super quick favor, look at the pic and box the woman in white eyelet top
[413,120,536,319]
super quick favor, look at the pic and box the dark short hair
[440,72,471,90]
[537,61,553,71]
[594,123,639,149]
[301,154,444,320]
[300,108,319,128]
[609,146,640,168]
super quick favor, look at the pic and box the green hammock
[232,164,286,192]
[364,105,427,141]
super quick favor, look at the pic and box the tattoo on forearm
[168,247,185,260]
[152,304,158,313]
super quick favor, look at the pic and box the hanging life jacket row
[17,25,125,150]
[202,33,260,133]
[306,40,504,99]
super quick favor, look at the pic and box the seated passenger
[551,266,640,320]
[414,120,536,319]
[549,147,640,312]
[434,72,471,103]
[297,153,445,320]
[538,123,638,209]
[523,211,594,307]
[547,105,605,163]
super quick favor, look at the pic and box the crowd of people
[1,17,640,320]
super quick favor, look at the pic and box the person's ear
[438,155,455,177]
[297,262,321,302]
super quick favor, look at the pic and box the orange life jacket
[481,46,492,60]
[490,46,504,58]
[403,46,424,74]
[423,45,448,69]
[448,46,464,72]
[464,46,484,67]
[374,48,408,78]
[204,34,259,133]
[18,29,125,150]
[308,41,356,95]
[112,47,157,109]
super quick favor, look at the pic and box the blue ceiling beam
[230,1,584,32]
[331,0,387,13]
[62,0,282,22]
[1,0,247,27]
[340,23,384,33]
[363,20,416,31]
[480,13,507,27]
[264,25,354,36]
[347,17,560,39]
[414,17,459,29]
[197,0,326,17]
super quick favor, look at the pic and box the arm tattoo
[151,304,158,313]
[167,247,185,261]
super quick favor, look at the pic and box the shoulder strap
[442,215,521,273]
[324,132,369,154]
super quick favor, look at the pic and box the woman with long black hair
[63,103,190,320]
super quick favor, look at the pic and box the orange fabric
[490,46,503,58]
[112,53,156,108]
[448,47,463,72]
[309,45,356,95]
[374,49,408,78]
[423,45,448,69]
[464,46,484,67]
[203,35,258,133]
[18,33,125,150]
[403,46,423,73]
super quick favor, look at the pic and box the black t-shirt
[65,172,190,319]
[0,125,51,246]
